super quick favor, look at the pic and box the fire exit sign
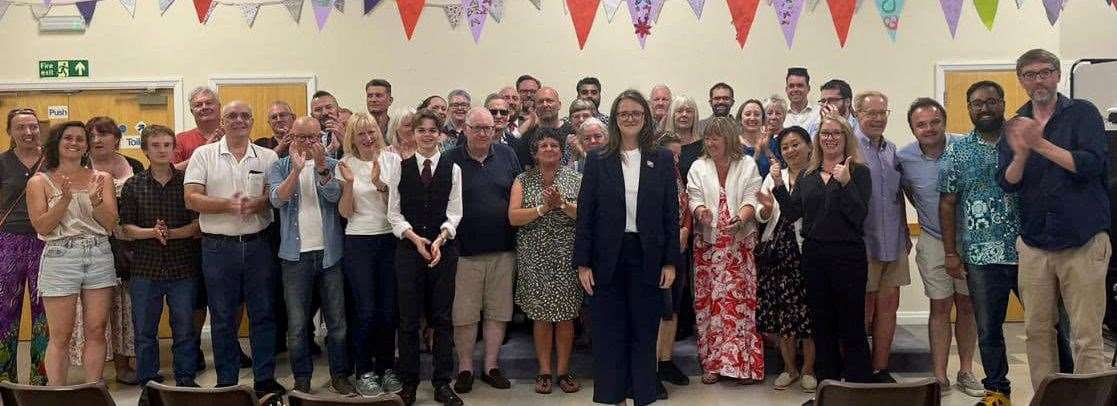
[39,60,89,78]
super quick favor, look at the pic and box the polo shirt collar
[217,136,260,158]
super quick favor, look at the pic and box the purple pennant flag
[1042,0,1064,25]
[773,0,806,48]
[939,0,961,37]
[312,0,334,30]
[363,0,381,15]
[627,0,665,48]
[76,0,95,24]
[462,0,489,43]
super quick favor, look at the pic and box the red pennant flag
[566,0,600,49]
[397,0,425,40]
[726,0,760,48]
[827,0,855,47]
[193,0,214,22]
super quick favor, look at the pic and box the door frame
[0,78,185,130]
[934,62,1017,104]
[208,74,318,111]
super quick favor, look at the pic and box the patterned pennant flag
[1015,0,1025,7]
[159,0,174,15]
[462,0,489,42]
[397,0,425,39]
[76,0,96,24]
[335,0,344,12]
[0,1,11,21]
[240,3,260,26]
[1042,0,1063,25]
[874,0,904,41]
[688,0,705,18]
[193,0,213,22]
[364,0,382,14]
[827,0,856,47]
[566,0,600,49]
[120,0,136,17]
[974,0,997,30]
[939,0,961,36]
[490,0,504,21]
[528,0,541,10]
[603,0,621,22]
[286,0,303,21]
[727,0,760,48]
[443,4,462,28]
[312,0,335,30]
[627,0,664,48]
[773,0,805,48]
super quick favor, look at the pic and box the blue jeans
[966,263,1075,394]
[130,275,199,386]
[282,250,350,379]
[343,234,398,376]
[201,236,277,385]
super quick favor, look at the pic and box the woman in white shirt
[336,113,403,397]
[686,116,764,384]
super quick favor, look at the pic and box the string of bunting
[0,0,1110,50]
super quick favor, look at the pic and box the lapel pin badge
[646,161,654,168]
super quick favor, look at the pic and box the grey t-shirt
[0,150,44,235]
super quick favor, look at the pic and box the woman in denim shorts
[25,121,118,385]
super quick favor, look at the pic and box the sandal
[535,374,553,394]
[557,372,581,393]
[701,373,720,385]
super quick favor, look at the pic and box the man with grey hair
[443,107,522,395]
[572,117,607,173]
[174,87,223,170]
[498,86,522,134]
[565,99,597,169]
[649,84,673,131]
[442,89,472,150]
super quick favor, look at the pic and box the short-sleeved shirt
[939,130,1020,265]
[0,150,44,234]
[183,137,278,236]
[173,128,209,164]
[897,135,960,239]
[858,129,907,262]
[119,169,200,280]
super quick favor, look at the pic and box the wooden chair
[144,381,278,406]
[0,381,115,406]
[1029,370,1117,406]
[287,390,404,406]
[815,377,941,406]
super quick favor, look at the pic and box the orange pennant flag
[726,0,760,48]
[397,0,425,40]
[193,0,214,22]
[566,0,601,49]
[827,0,856,47]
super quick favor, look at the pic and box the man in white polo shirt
[183,100,285,396]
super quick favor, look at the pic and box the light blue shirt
[897,135,961,239]
[267,156,344,268]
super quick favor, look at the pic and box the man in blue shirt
[997,48,1111,390]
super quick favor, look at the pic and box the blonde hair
[385,107,417,146]
[343,112,383,160]
[701,117,744,162]
[663,95,699,136]
[807,114,863,173]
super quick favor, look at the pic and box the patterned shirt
[939,130,1020,265]
[119,169,200,280]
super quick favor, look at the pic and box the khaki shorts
[453,251,516,326]
[914,234,968,299]
[866,248,912,292]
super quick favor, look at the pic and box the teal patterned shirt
[938,130,1020,265]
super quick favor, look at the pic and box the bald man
[514,87,574,169]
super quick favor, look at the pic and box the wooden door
[215,83,308,141]
[943,69,1027,322]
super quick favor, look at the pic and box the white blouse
[337,152,401,235]
[757,168,805,249]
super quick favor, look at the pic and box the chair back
[287,390,405,406]
[816,378,941,406]
[0,381,115,406]
[145,381,261,406]
[1029,370,1117,406]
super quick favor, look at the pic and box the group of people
[0,47,1110,406]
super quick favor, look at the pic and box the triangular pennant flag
[0,1,10,21]
[1015,0,1025,7]
[651,0,666,23]
[30,3,50,18]
[397,0,425,39]
[566,0,600,49]
[334,0,344,12]
[627,0,664,48]
[1042,0,1063,25]
[193,0,214,23]
[311,0,335,30]
[462,0,489,42]
[939,0,961,36]
[119,0,136,17]
[855,0,864,12]
[159,0,174,15]
[809,0,821,11]
[363,0,382,15]
[443,4,462,28]
[286,0,303,21]
[240,3,260,26]
[727,0,760,48]
[603,0,621,22]
[773,0,806,48]
[76,0,96,24]
[688,0,705,18]
[528,0,541,10]
[974,0,998,30]
[874,0,905,41]
[490,0,504,21]
[827,0,856,47]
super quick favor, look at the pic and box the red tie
[421,159,433,186]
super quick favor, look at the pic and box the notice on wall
[47,105,69,119]
[122,135,142,149]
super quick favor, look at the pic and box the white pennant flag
[30,4,50,18]
[528,0,541,10]
[0,1,10,21]
[119,0,136,17]
[240,3,260,26]
[490,0,504,22]
[603,0,621,22]
[809,0,820,11]
[159,0,174,15]
[334,0,343,12]
[285,0,302,22]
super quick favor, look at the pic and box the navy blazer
[573,147,681,286]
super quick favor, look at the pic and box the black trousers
[395,243,458,388]
[801,239,874,383]
[591,234,663,406]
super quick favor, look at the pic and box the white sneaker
[956,370,985,397]
[773,372,799,390]
[800,375,818,393]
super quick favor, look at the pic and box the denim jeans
[282,250,350,379]
[130,275,199,385]
[966,263,1075,394]
[201,236,277,386]
[343,234,398,376]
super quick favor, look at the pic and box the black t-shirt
[0,150,43,234]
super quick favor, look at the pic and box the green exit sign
[39,60,89,78]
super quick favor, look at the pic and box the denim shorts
[38,235,117,297]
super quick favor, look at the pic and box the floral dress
[514,167,583,322]
[693,189,764,380]
[754,213,811,338]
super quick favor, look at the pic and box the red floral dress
[693,189,763,380]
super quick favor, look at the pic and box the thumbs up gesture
[834,156,852,186]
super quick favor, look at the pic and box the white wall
[4,0,1116,323]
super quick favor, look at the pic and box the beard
[712,105,731,116]
[973,114,1004,133]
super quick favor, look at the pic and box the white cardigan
[756,169,804,248]
[686,155,763,244]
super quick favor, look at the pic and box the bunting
[0,1,10,21]
[489,0,503,21]
[334,0,343,12]
[76,0,95,24]
[159,0,174,15]
[727,0,760,47]
[603,0,620,22]
[312,0,334,30]
[528,0,540,10]
[939,0,961,37]
[286,0,303,22]
[773,0,805,48]
[443,3,462,28]
[688,0,705,18]
[29,3,48,18]
[120,0,135,17]
[566,0,600,49]
[974,0,997,30]
[1042,0,1063,25]
[463,0,488,42]
[627,0,665,48]
[364,0,381,14]
[874,0,904,41]
[827,0,855,47]
[240,2,260,26]
[1015,0,1025,7]
[193,0,213,22]
[397,0,425,39]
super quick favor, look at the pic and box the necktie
[421,159,433,186]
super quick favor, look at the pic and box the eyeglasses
[223,112,252,121]
[450,102,470,109]
[489,109,510,117]
[859,109,891,119]
[616,111,645,121]
[818,130,845,139]
[269,112,294,120]
[818,97,845,105]
[1020,68,1057,81]
[468,125,495,133]
[967,98,1004,110]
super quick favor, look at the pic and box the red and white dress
[693,189,764,380]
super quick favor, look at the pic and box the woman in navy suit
[574,90,681,405]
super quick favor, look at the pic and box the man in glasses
[484,93,517,147]
[694,82,734,137]
[807,79,857,137]
[255,101,295,158]
[999,48,1111,391]
[443,89,473,150]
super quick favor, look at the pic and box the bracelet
[536,205,545,216]
[944,253,959,257]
